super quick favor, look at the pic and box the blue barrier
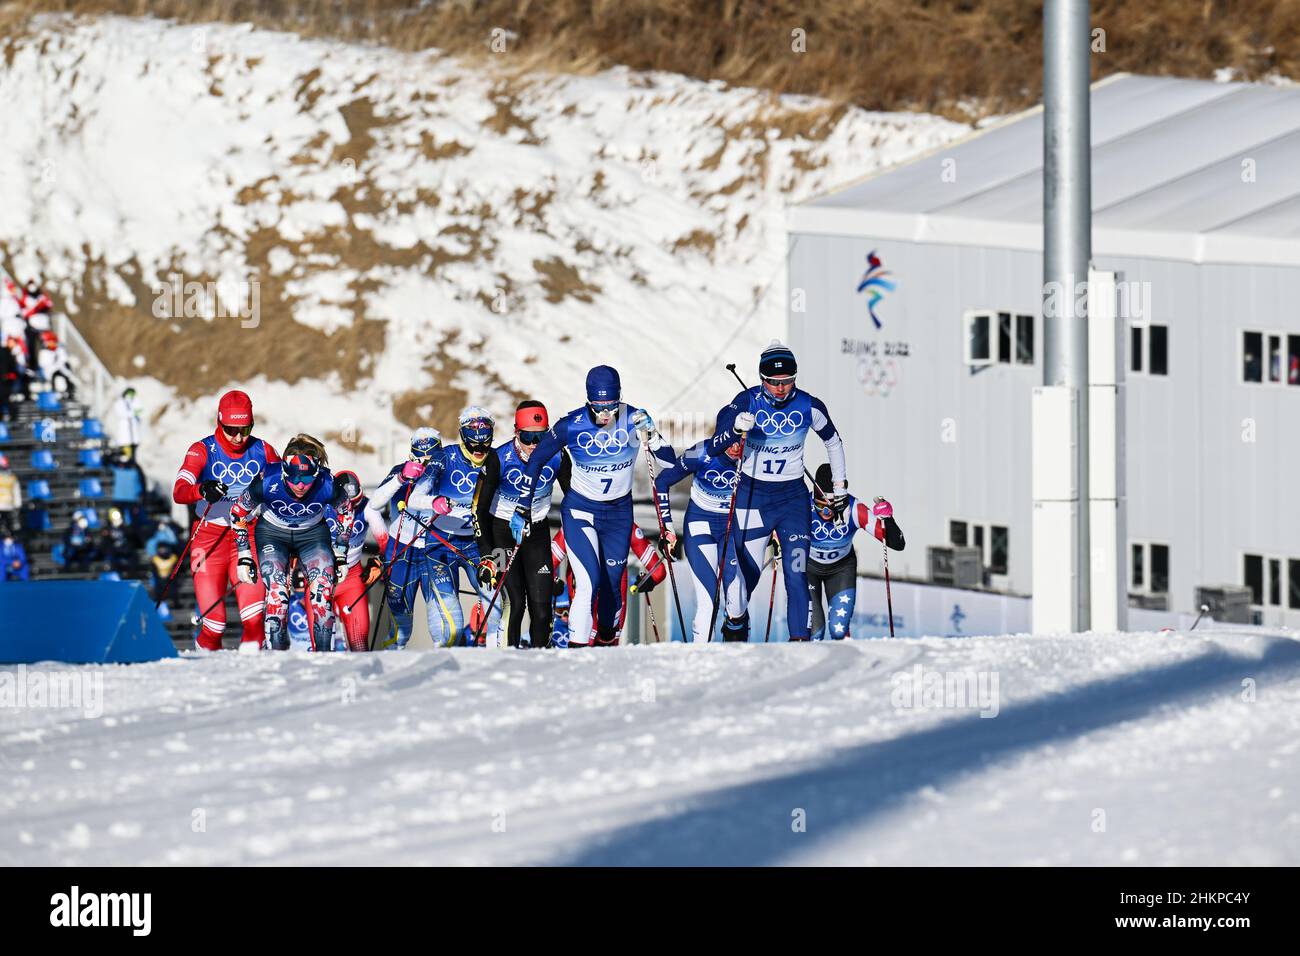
[0,581,178,664]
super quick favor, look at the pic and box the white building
[788,74,1300,627]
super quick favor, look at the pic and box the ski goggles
[761,374,796,388]
[587,400,619,416]
[516,429,546,445]
[410,440,440,462]
[221,423,253,439]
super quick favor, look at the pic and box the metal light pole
[1036,0,1092,631]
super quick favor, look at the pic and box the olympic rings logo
[754,409,804,436]
[210,459,262,486]
[575,428,629,457]
[448,469,477,494]
[276,501,323,518]
[701,469,738,490]
[290,610,307,630]
[505,465,555,487]
[811,520,843,541]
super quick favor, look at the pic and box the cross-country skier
[516,365,675,647]
[172,390,279,651]
[230,434,357,651]
[366,427,448,649]
[707,341,847,642]
[807,465,904,640]
[473,400,562,648]
[653,437,745,642]
[306,470,377,651]
[423,406,504,646]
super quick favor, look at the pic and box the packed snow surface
[3,629,1297,865]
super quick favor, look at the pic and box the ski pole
[765,533,779,643]
[643,591,661,643]
[642,440,688,642]
[157,498,218,609]
[393,501,480,564]
[474,539,523,645]
[361,482,415,649]
[876,496,896,638]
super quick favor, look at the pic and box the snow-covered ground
[3,629,1297,865]
[0,15,966,485]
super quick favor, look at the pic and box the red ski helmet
[217,390,254,429]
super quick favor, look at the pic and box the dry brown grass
[8,1,1300,119]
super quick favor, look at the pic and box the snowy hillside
[3,630,1297,865]
[0,15,965,483]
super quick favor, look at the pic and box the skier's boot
[721,613,750,643]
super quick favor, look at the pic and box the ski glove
[831,482,850,519]
[199,478,228,504]
[656,529,678,559]
[630,408,655,433]
[431,495,453,516]
[477,558,500,590]
[236,552,258,584]
[872,497,893,519]
[765,533,782,565]
[401,460,425,481]
[509,506,529,543]
[334,552,348,584]
[733,411,755,433]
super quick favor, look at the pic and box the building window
[1131,323,1168,377]
[966,311,1033,367]
[966,314,991,366]
[1016,314,1034,365]
[989,525,1009,574]
[1131,541,1169,594]
[950,519,1008,575]
[1244,553,1286,606]
[1290,559,1300,610]
[1242,330,1300,385]
[1243,331,1262,382]
[1244,554,1263,604]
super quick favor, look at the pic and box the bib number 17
[761,459,787,475]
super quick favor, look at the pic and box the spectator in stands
[37,331,76,399]
[100,507,137,576]
[62,509,99,571]
[150,539,179,619]
[0,338,14,422]
[0,453,20,537]
[18,279,53,370]
[145,516,181,559]
[5,334,31,402]
[109,447,146,524]
[1,529,29,581]
[112,386,144,460]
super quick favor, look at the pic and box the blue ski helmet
[458,406,495,462]
[585,365,621,404]
[283,453,321,487]
[409,426,442,462]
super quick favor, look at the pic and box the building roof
[790,74,1300,267]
